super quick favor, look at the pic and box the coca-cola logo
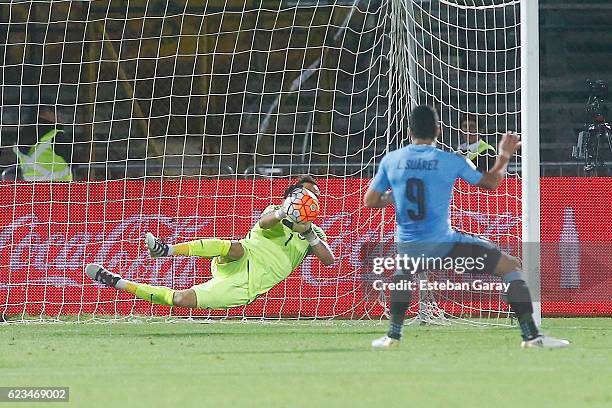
[0,214,211,287]
[452,209,519,240]
[0,208,520,288]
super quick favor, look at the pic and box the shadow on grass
[195,347,365,355]
[126,330,385,337]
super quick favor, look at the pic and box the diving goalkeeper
[85,176,335,309]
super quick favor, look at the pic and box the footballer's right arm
[478,132,521,191]
[259,209,283,229]
[364,156,392,208]
[364,189,394,208]
[259,196,293,229]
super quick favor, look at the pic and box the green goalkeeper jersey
[239,204,327,298]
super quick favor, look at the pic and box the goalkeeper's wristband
[302,228,322,246]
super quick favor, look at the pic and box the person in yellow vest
[458,114,495,173]
[13,105,72,181]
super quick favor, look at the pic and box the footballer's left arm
[294,223,335,266]
[309,239,335,266]
[364,189,393,208]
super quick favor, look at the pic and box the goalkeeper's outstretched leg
[85,234,247,309]
[85,262,197,308]
[146,232,245,262]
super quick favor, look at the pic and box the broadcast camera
[572,80,612,175]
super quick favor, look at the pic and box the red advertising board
[0,178,610,318]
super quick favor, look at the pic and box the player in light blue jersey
[365,105,569,349]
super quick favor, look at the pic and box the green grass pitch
[1,318,610,408]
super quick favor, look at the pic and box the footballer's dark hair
[409,105,439,140]
[36,105,58,120]
[283,175,319,198]
[460,113,478,128]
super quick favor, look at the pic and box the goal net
[0,0,526,324]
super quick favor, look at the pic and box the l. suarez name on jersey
[396,159,439,170]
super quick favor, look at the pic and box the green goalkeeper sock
[181,238,231,258]
[124,281,175,306]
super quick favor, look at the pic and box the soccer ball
[286,188,320,223]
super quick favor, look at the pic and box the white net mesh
[0,0,523,324]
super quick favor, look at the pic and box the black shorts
[394,233,503,276]
[444,240,503,275]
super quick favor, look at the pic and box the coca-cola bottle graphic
[559,207,580,288]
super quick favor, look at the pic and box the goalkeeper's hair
[409,105,439,140]
[283,175,318,198]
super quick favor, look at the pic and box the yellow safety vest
[463,139,496,162]
[13,128,72,181]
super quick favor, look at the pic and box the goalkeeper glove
[274,196,295,221]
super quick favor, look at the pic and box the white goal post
[519,0,541,327]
